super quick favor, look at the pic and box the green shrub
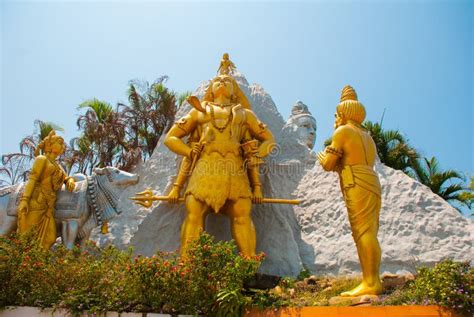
[128,233,263,315]
[0,232,263,315]
[382,260,473,314]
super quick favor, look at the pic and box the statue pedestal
[328,295,379,306]
[245,306,467,317]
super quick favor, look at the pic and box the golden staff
[130,189,301,208]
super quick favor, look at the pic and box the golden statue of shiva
[130,55,298,256]
[17,131,76,249]
[318,85,383,296]
[163,68,276,256]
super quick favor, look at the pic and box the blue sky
[1,0,473,179]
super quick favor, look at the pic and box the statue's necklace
[210,105,233,133]
[46,155,64,190]
[208,101,234,108]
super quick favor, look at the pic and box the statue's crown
[340,85,358,102]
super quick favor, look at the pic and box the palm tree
[410,157,471,212]
[363,121,419,173]
[118,77,180,160]
[63,136,96,175]
[77,98,126,169]
[0,154,30,186]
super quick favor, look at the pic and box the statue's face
[211,75,234,99]
[295,116,317,149]
[334,112,345,129]
[49,138,66,156]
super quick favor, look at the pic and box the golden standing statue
[163,64,275,257]
[318,86,383,296]
[17,131,76,249]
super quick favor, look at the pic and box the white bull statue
[0,166,139,248]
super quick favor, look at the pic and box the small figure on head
[217,53,236,75]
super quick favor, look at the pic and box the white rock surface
[92,71,473,277]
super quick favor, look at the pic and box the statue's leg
[225,198,256,256]
[62,219,79,249]
[354,229,382,292]
[341,230,382,296]
[181,195,209,256]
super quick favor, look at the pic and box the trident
[130,188,300,208]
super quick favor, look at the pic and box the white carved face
[295,116,317,149]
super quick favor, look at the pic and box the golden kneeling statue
[17,131,75,249]
[318,85,383,296]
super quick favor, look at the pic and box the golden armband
[175,117,192,134]
[325,146,343,158]
[242,140,264,167]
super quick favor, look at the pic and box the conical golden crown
[340,85,358,102]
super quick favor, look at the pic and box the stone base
[328,295,379,306]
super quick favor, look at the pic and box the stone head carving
[282,101,317,149]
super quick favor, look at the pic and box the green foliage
[0,232,263,315]
[297,267,311,280]
[119,77,179,160]
[381,260,473,314]
[363,121,419,173]
[409,157,471,212]
[215,288,250,317]
[0,232,134,313]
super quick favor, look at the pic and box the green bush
[382,260,473,314]
[0,232,263,315]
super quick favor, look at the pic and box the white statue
[282,101,317,149]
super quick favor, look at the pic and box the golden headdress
[336,85,366,124]
[34,130,65,157]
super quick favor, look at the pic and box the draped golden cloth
[339,164,381,243]
[18,156,66,249]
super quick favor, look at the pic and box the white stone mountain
[92,72,473,277]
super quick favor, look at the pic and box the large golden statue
[318,85,383,296]
[163,70,275,256]
[17,131,76,249]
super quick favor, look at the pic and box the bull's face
[94,167,139,186]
